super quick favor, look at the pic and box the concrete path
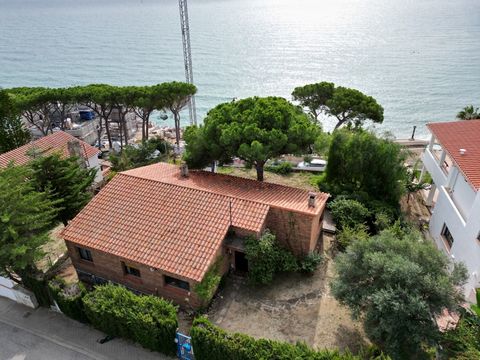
[0,297,172,360]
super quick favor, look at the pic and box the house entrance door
[234,251,248,273]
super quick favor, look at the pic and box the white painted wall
[429,182,480,303]
[451,171,476,219]
[87,155,103,183]
[0,276,39,308]
[423,137,480,303]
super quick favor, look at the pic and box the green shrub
[299,252,324,273]
[265,161,293,175]
[190,317,365,360]
[329,198,370,229]
[21,274,51,307]
[82,283,178,355]
[194,257,223,304]
[440,310,480,359]
[48,278,88,323]
[336,225,370,251]
[245,230,299,285]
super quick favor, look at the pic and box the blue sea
[0,0,479,138]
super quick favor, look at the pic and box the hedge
[48,278,88,323]
[21,274,51,306]
[190,317,363,360]
[82,284,178,356]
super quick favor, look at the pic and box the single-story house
[61,163,329,308]
[0,131,103,183]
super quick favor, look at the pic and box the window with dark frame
[164,275,190,291]
[122,262,141,277]
[441,224,454,249]
[77,247,93,262]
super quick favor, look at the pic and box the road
[0,321,92,360]
[0,297,172,360]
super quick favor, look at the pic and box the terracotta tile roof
[427,120,480,190]
[123,163,329,215]
[0,131,99,168]
[62,173,269,282]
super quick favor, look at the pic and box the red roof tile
[63,163,328,282]
[427,120,480,190]
[62,173,269,282]
[123,163,329,215]
[0,131,99,168]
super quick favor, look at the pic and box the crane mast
[178,0,197,126]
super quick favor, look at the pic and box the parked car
[296,158,327,172]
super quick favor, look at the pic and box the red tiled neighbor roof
[62,163,328,282]
[0,131,99,168]
[427,120,480,190]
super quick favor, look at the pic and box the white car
[296,159,327,172]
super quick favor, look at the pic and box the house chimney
[308,192,317,208]
[459,148,467,155]
[180,163,189,178]
[67,140,86,168]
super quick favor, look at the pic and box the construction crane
[178,0,197,126]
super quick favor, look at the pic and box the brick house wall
[265,207,324,255]
[66,240,211,309]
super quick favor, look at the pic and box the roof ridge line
[117,171,270,208]
[119,168,326,215]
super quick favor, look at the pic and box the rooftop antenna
[179,0,197,126]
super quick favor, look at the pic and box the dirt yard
[217,166,318,191]
[36,224,68,273]
[204,234,368,352]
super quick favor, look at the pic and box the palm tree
[456,105,479,120]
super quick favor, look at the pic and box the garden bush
[194,257,223,304]
[190,317,378,360]
[299,251,324,273]
[48,278,88,323]
[82,283,178,356]
[328,198,370,229]
[336,225,369,251]
[265,161,293,175]
[245,230,299,285]
[440,310,480,359]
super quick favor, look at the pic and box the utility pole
[179,0,197,126]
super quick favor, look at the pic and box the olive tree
[331,227,467,359]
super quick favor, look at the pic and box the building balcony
[422,147,448,187]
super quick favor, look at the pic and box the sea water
[0,0,479,138]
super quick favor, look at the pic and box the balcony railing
[422,147,448,186]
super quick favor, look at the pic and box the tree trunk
[256,163,264,181]
[124,116,129,145]
[103,115,112,149]
[173,111,181,146]
[145,115,149,140]
[141,113,146,142]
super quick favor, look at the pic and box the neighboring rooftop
[62,163,328,282]
[0,131,99,168]
[427,120,480,190]
[123,163,329,215]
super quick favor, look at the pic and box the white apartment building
[421,120,480,303]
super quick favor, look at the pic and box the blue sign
[176,332,195,360]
